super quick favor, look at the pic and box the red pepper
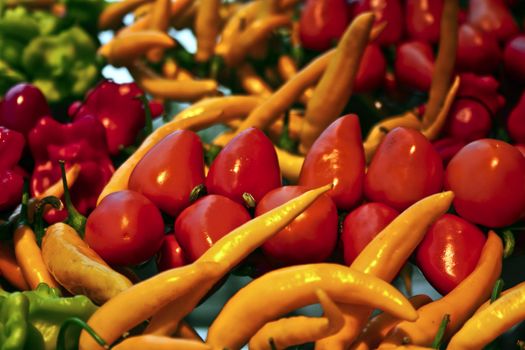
[415,213,486,295]
[433,138,467,166]
[467,0,518,42]
[72,80,163,155]
[354,44,386,93]
[28,115,114,220]
[503,35,525,84]
[299,0,349,51]
[352,0,404,46]
[394,40,434,92]
[0,126,25,211]
[456,23,501,74]
[405,0,443,43]
[507,91,525,144]
[156,234,187,272]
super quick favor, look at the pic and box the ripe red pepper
[354,44,386,93]
[128,130,205,217]
[341,202,399,265]
[415,214,486,295]
[174,194,251,263]
[298,0,349,51]
[432,138,467,166]
[255,186,338,266]
[28,115,114,220]
[503,35,525,84]
[507,92,525,144]
[298,114,365,211]
[365,127,444,211]
[72,80,162,155]
[352,0,404,46]
[405,0,443,43]
[456,23,501,74]
[0,126,25,211]
[467,0,518,42]
[205,127,281,205]
[156,234,187,272]
[0,83,51,135]
[394,40,434,92]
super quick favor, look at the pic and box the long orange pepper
[112,335,212,350]
[147,0,172,62]
[0,241,28,290]
[98,0,153,29]
[315,191,454,350]
[195,0,221,62]
[378,230,503,348]
[238,63,274,98]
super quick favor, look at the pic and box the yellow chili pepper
[147,0,172,62]
[0,241,29,290]
[277,55,314,105]
[112,335,212,350]
[79,261,222,350]
[421,0,459,128]
[248,289,344,350]
[350,295,433,350]
[114,14,151,39]
[195,0,221,63]
[171,0,198,30]
[315,191,454,350]
[102,30,175,67]
[447,280,525,350]
[41,222,133,305]
[378,230,503,348]
[362,111,422,164]
[274,145,304,183]
[98,0,153,29]
[421,75,460,140]
[145,184,333,337]
[133,2,152,18]
[97,95,262,204]
[299,12,374,154]
[133,74,218,101]
[176,321,204,342]
[238,63,273,98]
[207,263,418,350]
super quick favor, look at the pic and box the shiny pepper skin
[405,0,443,43]
[299,114,365,211]
[128,130,205,217]
[156,234,187,272]
[467,0,519,42]
[503,35,525,84]
[456,23,501,74]
[205,127,281,205]
[365,127,444,211]
[507,92,525,144]
[354,45,386,93]
[394,40,434,92]
[415,214,486,295]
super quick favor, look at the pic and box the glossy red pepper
[445,139,525,227]
[206,128,281,205]
[0,83,51,135]
[174,194,251,263]
[128,130,205,217]
[352,0,404,45]
[28,116,114,220]
[0,126,25,211]
[467,0,518,42]
[299,0,349,51]
[85,189,165,266]
[365,127,444,211]
[72,80,162,155]
[405,0,443,43]
[298,114,365,211]
[456,23,501,74]
[156,234,187,272]
[503,35,525,84]
[507,92,525,144]
[415,214,486,295]
[341,202,399,265]
[394,40,434,92]
[255,186,338,266]
[354,44,386,93]
[432,138,467,166]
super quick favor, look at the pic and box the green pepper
[0,7,39,42]
[32,10,60,36]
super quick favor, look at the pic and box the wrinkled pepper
[0,126,25,211]
[28,116,114,221]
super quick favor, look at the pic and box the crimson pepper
[156,234,187,272]
[394,40,434,92]
[433,138,467,166]
[467,0,518,42]
[503,35,525,84]
[352,0,404,46]
[0,126,25,211]
[405,0,443,43]
[354,44,386,93]
[28,115,114,221]
[507,91,525,144]
[456,23,501,74]
[71,80,162,155]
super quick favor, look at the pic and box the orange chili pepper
[277,55,313,105]
[147,0,172,62]
[195,0,221,63]
[112,335,212,350]
[99,0,154,29]
[238,63,273,98]
[378,230,503,348]
[0,241,28,290]
[421,75,460,140]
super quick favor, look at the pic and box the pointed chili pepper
[394,40,434,92]
[456,23,501,74]
[405,0,443,43]
[0,126,25,211]
[98,0,153,29]
[467,0,518,42]
[354,44,386,93]
[156,234,187,272]
[352,0,403,45]
[504,35,525,84]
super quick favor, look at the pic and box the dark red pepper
[507,91,525,144]
[28,115,114,220]
[156,234,187,272]
[405,0,443,43]
[352,0,404,46]
[432,138,467,166]
[503,35,525,84]
[456,23,501,74]
[72,80,162,155]
[354,44,386,93]
[0,126,25,211]
[298,0,349,51]
[467,0,518,42]
[394,40,434,92]
[415,213,486,295]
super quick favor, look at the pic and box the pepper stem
[431,313,450,349]
[56,317,109,350]
[490,278,504,303]
[501,229,515,258]
[189,184,207,203]
[59,160,87,237]
[242,193,256,209]
[34,196,63,246]
[268,338,277,350]
[18,178,30,227]
[210,55,223,81]
[135,94,153,139]
[278,111,298,153]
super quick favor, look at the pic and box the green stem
[501,229,515,258]
[56,317,109,350]
[59,160,87,237]
[242,192,256,209]
[134,94,153,139]
[18,178,30,227]
[490,279,504,303]
[431,314,450,349]
[210,55,223,81]
[205,144,222,166]
[189,184,207,203]
[34,196,63,246]
[278,111,298,153]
